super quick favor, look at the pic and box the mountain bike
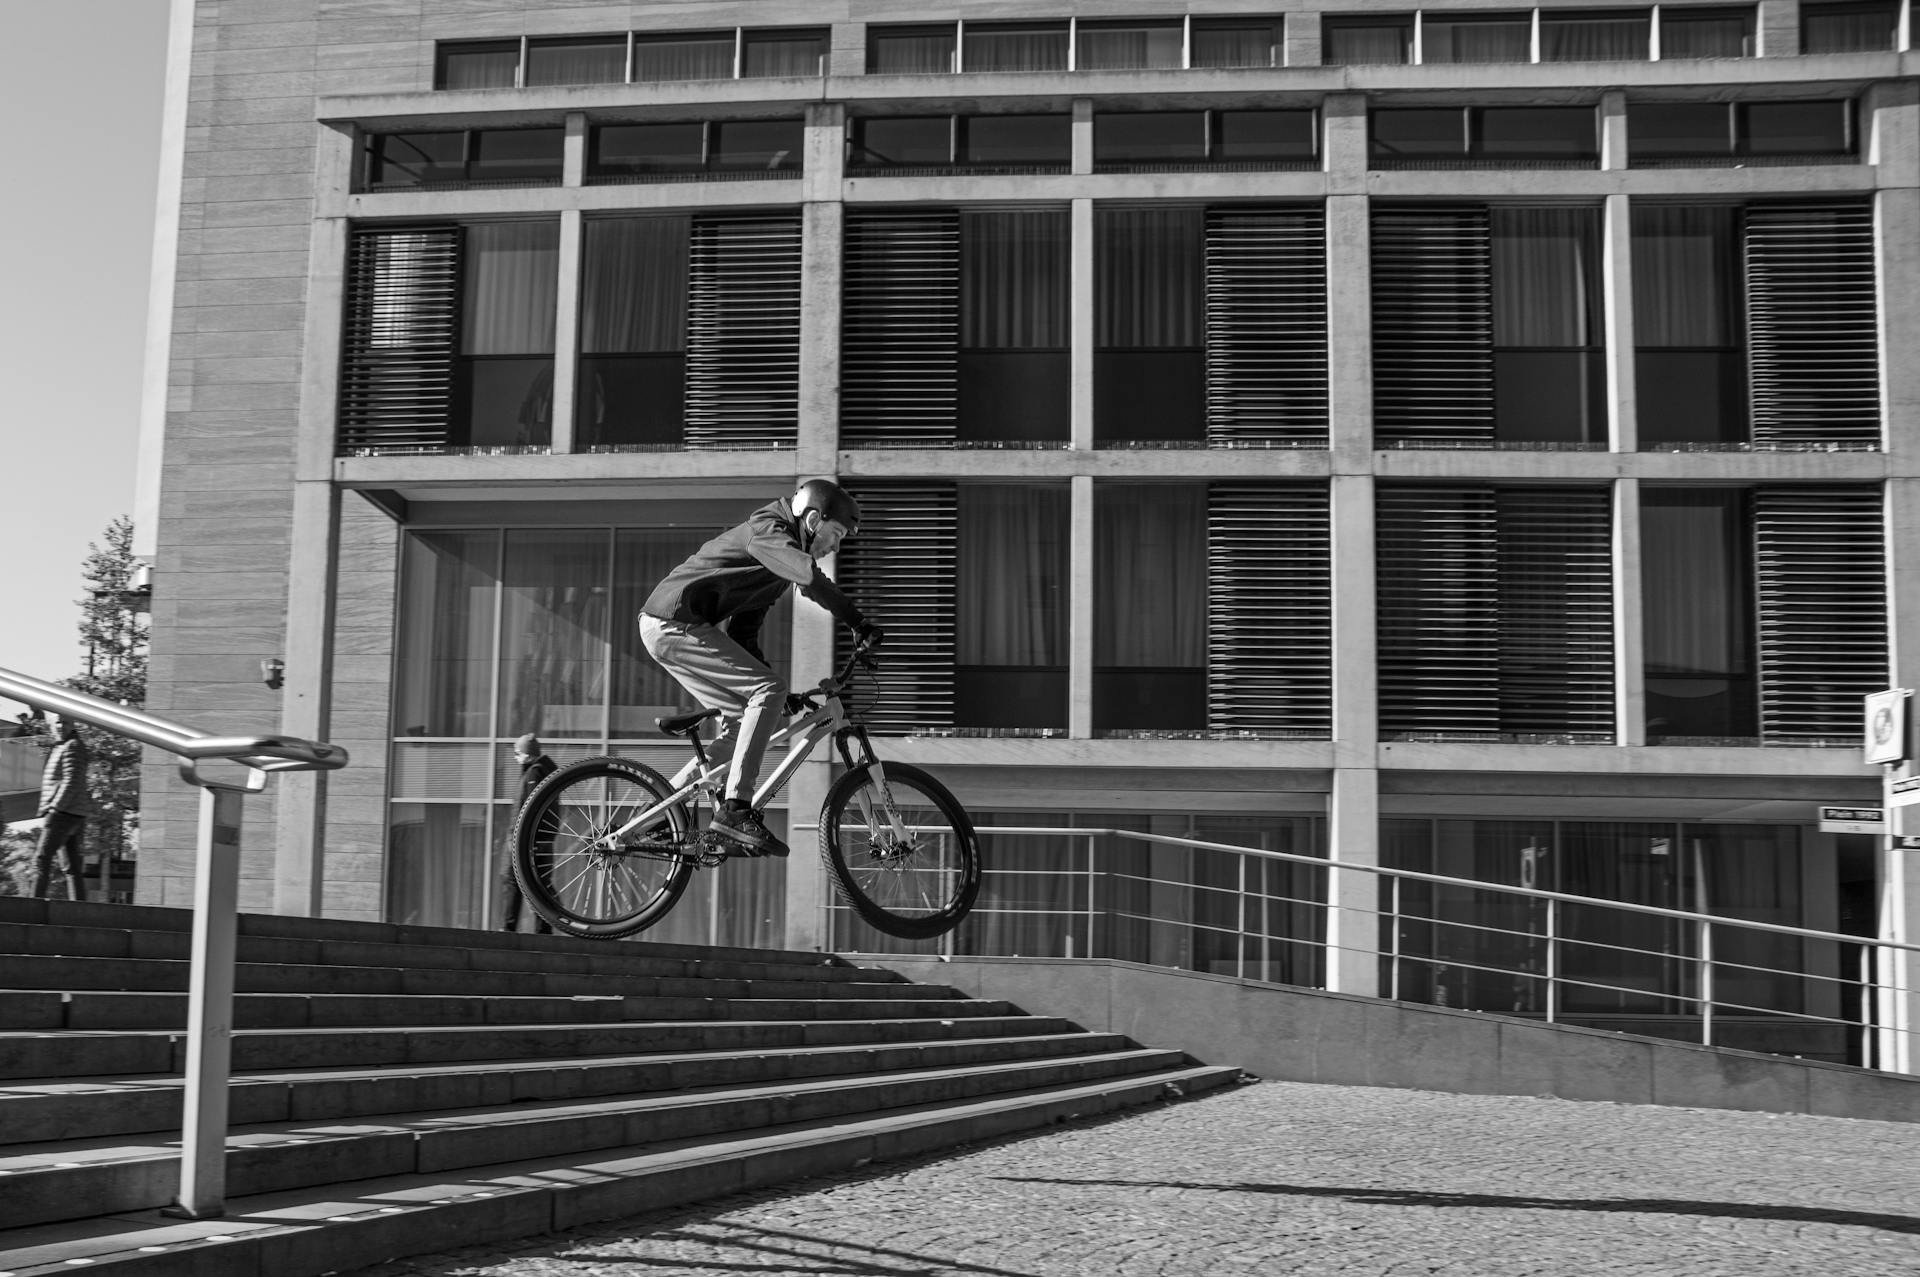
[510,636,981,941]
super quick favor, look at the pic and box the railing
[0,666,347,1218]
[824,825,1917,1073]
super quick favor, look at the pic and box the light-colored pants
[639,614,786,805]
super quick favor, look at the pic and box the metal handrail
[0,664,346,1220]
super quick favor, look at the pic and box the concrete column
[1072,198,1096,451]
[1866,80,1919,187]
[1285,11,1322,67]
[1323,92,1370,190]
[1327,765,1381,997]
[1603,193,1638,453]
[799,202,844,474]
[781,583,839,951]
[1613,479,1647,746]
[1875,162,1920,460]
[1072,98,1094,175]
[802,100,846,204]
[1325,195,1374,468]
[550,210,581,455]
[1070,475,1096,738]
[1599,89,1628,171]
[273,482,340,917]
[1880,478,1920,1070]
[828,21,865,77]
[1757,0,1801,56]
[562,110,586,186]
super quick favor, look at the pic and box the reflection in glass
[395,531,499,739]
[498,531,611,740]
[387,804,488,928]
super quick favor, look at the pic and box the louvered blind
[834,484,958,733]
[1378,487,1500,736]
[1371,207,1494,446]
[1205,208,1330,446]
[1753,487,1886,743]
[1493,488,1614,738]
[1745,202,1880,447]
[338,227,462,455]
[685,213,802,450]
[1206,484,1331,735]
[842,211,960,446]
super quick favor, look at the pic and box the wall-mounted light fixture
[261,658,285,691]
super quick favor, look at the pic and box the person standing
[34,717,95,901]
[501,733,555,933]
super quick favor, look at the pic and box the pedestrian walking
[34,717,95,901]
[501,732,555,933]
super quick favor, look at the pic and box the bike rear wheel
[511,756,695,939]
[819,761,981,940]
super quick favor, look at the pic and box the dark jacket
[642,497,865,663]
[519,754,557,805]
[39,736,96,819]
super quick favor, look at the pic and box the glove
[783,693,811,717]
[855,621,885,649]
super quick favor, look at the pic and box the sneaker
[710,804,790,858]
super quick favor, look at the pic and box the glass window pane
[1478,107,1597,158]
[469,128,564,182]
[1325,18,1413,64]
[1093,112,1206,164]
[437,40,518,89]
[868,25,957,73]
[369,131,466,187]
[1094,485,1206,731]
[960,114,1072,165]
[1557,822,1691,1014]
[963,23,1069,72]
[1076,21,1183,70]
[1743,101,1851,154]
[851,116,952,165]
[1802,0,1899,52]
[1641,490,1754,737]
[1422,17,1532,63]
[395,530,499,738]
[1492,208,1601,346]
[497,530,611,740]
[956,485,1070,729]
[525,36,625,86]
[592,123,706,174]
[386,803,488,927]
[633,33,734,82]
[743,29,826,77]
[462,221,559,355]
[612,528,718,736]
[710,119,804,169]
[1659,8,1755,57]
[1191,20,1283,67]
[1371,109,1465,156]
[1629,103,1732,157]
[1216,110,1318,161]
[1541,12,1650,60]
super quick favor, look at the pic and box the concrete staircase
[0,897,1237,1276]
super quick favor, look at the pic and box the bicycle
[510,636,982,941]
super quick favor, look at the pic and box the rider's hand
[856,621,885,649]
[783,693,810,717]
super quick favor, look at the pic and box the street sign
[1894,836,1920,850]
[1890,776,1920,809]
[1865,689,1911,765]
[1818,806,1887,834]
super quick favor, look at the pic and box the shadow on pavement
[996,1178,1920,1236]
[547,1222,1045,1277]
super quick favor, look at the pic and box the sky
[0,1,172,715]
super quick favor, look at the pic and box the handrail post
[1699,918,1715,1047]
[1545,897,1559,1024]
[165,779,248,1218]
[1388,875,1402,1000]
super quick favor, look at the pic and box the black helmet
[793,478,861,536]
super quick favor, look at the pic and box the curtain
[395,530,498,738]
[525,39,625,86]
[440,45,517,89]
[1540,15,1649,61]
[1803,7,1897,54]
[580,216,690,354]
[462,221,558,355]
[1095,485,1205,666]
[386,803,487,928]
[958,485,1069,665]
[963,26,1069,72]
[961,210,1069,348]
[743,34,825,77]
[1491,208,1598,347]
[1192,24,1278,67]
[1659,15,1751,58]
[1327,25,1409,64]
[1077,26,1182,70]
[957,814,1086,957]
[632,36,734,82]
[1425,20,1531,63]
[497,530,611,740]
[1097,207,1202,348]
[1631,206,1736,346]
[870,31,955,73]
[1641,493,1742,674]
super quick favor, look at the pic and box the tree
[63,516,150,875]
[0,826,34,896]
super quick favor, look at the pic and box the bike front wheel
[819,761,981,940]
[511,756,695,939]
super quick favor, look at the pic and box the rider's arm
[744,512,867,631]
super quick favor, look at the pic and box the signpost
[1818,806,1887,834]
[1866,689,1910,766]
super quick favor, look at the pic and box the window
[1641,489,1752,737]
[742,28,828,77]
[1801,0,1901,52]
[960,210,1070,441]
[1421,15,1532,62]
[577,216,689,450]
[868,24,957,73]
[1096,485,1208,733]
[1371,107,1598,166]
[632,31,735,81]
[1076,19,1184,69]
[436,40,519,89]
[1632,205,1745,445]
[587,120,804,182]
[1097,207,1204,443]
[1540,9,1650,60]
[849,117,954,166]
[1657,6,1756,57]
[1095,112,1208,165]
[364,129,564,190]
[1628,100,1854,165]
[847,115,1071,170]
[711,119,805,169]
[455,222,559,451]
[1324,15,1414,64]
[1191,18,1285,67]
[963,21,1070,72]
[960,115,1073,167]
[1092,109,1318,170]
[525,35,626,86]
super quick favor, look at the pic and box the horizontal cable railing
[818,824,1917,1072]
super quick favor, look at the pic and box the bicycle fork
[836,728,912,849]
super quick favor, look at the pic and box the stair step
[0,1013,1076,1080]
[0,1064,1241,1276]
[0,1049,1189,1227]
[0,1030,1137,1142]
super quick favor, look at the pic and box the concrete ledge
[872,955,1920,1125]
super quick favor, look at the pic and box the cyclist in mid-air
[640,478,882,859]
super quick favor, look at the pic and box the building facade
[141,0,1920,1062]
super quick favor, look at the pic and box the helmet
[792,478,861,536]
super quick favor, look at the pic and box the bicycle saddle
[656,708,719,737]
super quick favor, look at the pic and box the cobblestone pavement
[341,1081,1920,1277]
